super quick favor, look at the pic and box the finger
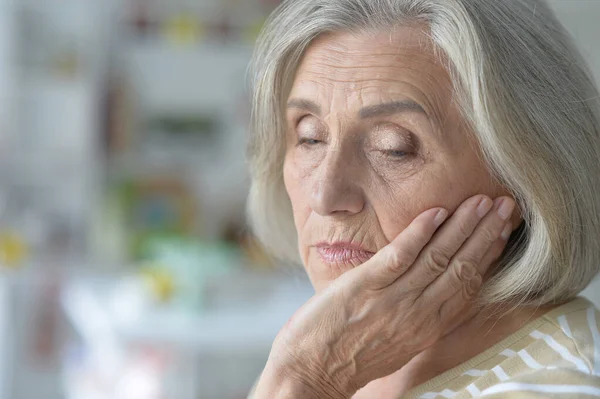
[418,197,514,305]
[452,197,515,276]
[405,195,493,285]
[437,272,483,326]
[479,231,512,276]
[357,207,448,289]
[420,230,510,306]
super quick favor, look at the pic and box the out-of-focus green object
[113,176,199,260]
[140,237,240,311]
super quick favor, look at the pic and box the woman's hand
[253,195,515,399]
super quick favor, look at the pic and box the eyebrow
[359,100,427,119]
[286,98,427,119]
[287,99,322,116]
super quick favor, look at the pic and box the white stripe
[558,315,574,339]
[440,389,457,398]
[492,365,509,381]
[518,349,544,369]
[464,369,487,377]
[530,330,590,373]
[420,389,457,398]
[587,307,600,375]
[466,383,481,397]
[501,349,517,357]
[481,382,600,397]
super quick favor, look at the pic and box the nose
[310,150,366,216]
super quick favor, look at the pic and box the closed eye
[383,150,409,157]
[297,138,322,146]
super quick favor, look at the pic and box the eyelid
[296,114,318,127]
[371,123,416,149]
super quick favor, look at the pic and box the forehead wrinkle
[292,30,455,132]
[297,65,442,92]
[298,55,444,90]
[303,50,435,72]
[310,75,444,123]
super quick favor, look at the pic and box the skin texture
[253,27,552,399]
[283,27,520,292]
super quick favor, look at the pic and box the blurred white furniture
[62,270,314,399]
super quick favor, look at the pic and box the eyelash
[296,141,412,162]
[383,150,409,158]
[293,117,417,160]
[296,138,322,147]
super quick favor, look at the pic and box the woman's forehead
[289,28,453,119]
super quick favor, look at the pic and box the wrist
[253,359,349,399]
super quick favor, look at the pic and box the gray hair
[247,0,600,306]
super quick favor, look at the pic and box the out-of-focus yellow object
[0,232,27,268]
[140,266,176,303]
[163,13,203,46]
[244,18,266,43]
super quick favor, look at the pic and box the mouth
[314,242,376,265]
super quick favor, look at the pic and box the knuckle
[424,248,451,275]
[479,226,499,244]
[447,267,466,292]
[450,259,479,289]
[464,274,483,300]
[386,249,409,274]
[456,219,473,238]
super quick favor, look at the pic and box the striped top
[404,297,600,398]
[248,297,600,398]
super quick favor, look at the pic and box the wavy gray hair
[247,0,600,306]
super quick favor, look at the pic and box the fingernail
[434,209,448,227]
[501,222,513,241]
[497,198,515,221]
[476,197,493,218]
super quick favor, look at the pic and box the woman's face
[284,27,517,292]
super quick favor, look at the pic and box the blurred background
[0,0,598,398]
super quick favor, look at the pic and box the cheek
[371,160,493,243]
[283,154,312,231]
[370,173,452,243]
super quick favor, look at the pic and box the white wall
[0,0,15,163]
[0,1,16,397]
[549,0,600,307]
[550,0,600,83]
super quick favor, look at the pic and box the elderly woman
[247,0,600,398]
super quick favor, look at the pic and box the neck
[353,301,559,398]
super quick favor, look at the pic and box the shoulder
[536,297,600,373]
[479,368,600,398]
[479,297,600,398]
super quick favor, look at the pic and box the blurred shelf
[118,293,308,352]
[122,41,252,113]
[63,270,314,353]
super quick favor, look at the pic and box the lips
[315,243,375,265]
